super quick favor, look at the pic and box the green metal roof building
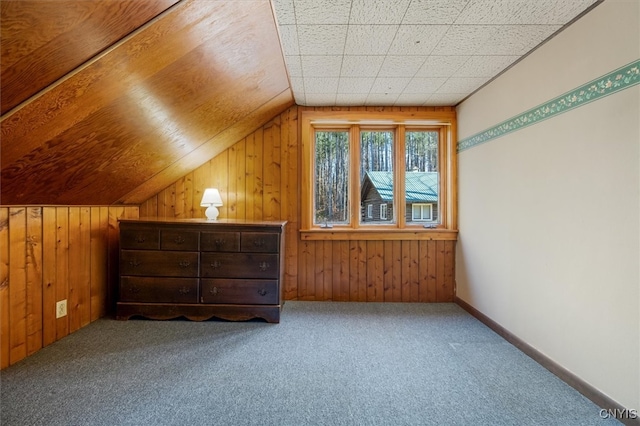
[361,171,439,222]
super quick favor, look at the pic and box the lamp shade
[200,188,223,207]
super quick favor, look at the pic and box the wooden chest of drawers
[116,219,286,323]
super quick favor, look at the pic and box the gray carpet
[1,302,618,425]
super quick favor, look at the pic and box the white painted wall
[456,0,639,410]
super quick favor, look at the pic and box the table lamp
[200,188,223,220]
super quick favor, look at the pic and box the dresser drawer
[200,231,240,252]
[120,277,198,303]
[161,229,199,251]
[201,279,278,304]
[201,253,279,279]
[120,228,160,250]
[120,250,199,277]
[240,232,279,253]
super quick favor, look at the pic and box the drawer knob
[129,259,142,268]
[258,262,270,271]
[214,239,225,248]
[258,289,267,296]
[210,286,220,296]
[178,287,190,295]
[178,260,191,268]
[253,239,265,247]
[135,235,146,243]
[174,236,185,244]
[129,285,140,294]
[210,261,221,269]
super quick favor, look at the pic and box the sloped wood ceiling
[1,0,293,206]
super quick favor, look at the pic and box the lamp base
[204,205,219,221]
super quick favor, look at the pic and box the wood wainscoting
[140,105,457,302]
[0,205,138,369]
[296,239,455,302]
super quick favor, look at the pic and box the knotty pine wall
[0,205,138,368]
[140,105,456,302]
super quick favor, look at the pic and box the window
[380,204,388,220]
[314,130,349,224]
[412,203,433,221]
[301,110,457,239]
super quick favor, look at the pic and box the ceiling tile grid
[301,55,343,76]
[344,25,399,55]
[338,77,376,93]
[272,0,601,106]
[349,0,411,24]
[378,55,427,77]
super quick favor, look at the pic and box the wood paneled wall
[140,105,457,302]
[0,205,138,369]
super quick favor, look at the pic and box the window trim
[380,203,388,220]
[300,110,457,241]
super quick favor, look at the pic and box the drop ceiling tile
[338,77,375,93]
[378,56,427,77]
[455,0,598,25]
[387,25,449,55]
[278,25,300,55]
[394,93,429,106]
[403,77,447,93]
[336,93,368,105]
[341,56,385,77]
[272,0,296,25]
[366,92,400,105]
[290,77,305,93]
[427,93,465,105]
[430,25,497,56]
[350,0,411,24]
[294,92,307,105]
[274,0,601,107]
[305,93,338,105]
[297,25,348,55]
[488,25,561,55]
[294,0,353,24]
[284,55,303,77]
[437,77,488,93]
[344,25,399,55]
[455,55,519,77]
[301,55,343,77]
[371,77,411,93]
[304,77,340,94]
[431,25,560,56]
[414,55,469,77]
[402,0,471,24]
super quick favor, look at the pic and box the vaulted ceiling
[1,0,293,205]
[1,0,602,206]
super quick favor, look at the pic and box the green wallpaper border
[457,59,640,152]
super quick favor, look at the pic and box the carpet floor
[1,302,619,425]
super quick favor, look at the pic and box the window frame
[301,110,457,241]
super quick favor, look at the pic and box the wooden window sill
[300,228,458,241]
